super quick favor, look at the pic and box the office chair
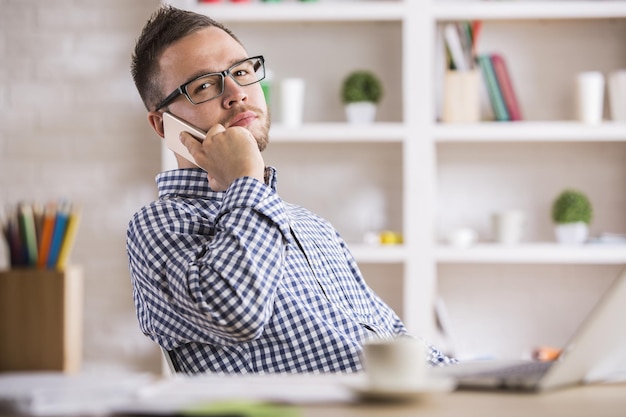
[160,346,178,376]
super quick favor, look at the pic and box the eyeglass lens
[186,57,265,104]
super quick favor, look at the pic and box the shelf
[164,0,405,22]
[269,123,405,143]
[434,1,626,21]
[349,244,406,264]
[161,0,626,340]
[349,242,626,264]
[436,243,626,264]
[434,121,626,142]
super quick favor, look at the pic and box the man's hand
[180,124,265,191]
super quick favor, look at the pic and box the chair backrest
[160,346,177,376]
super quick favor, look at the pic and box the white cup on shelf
[447,228,478,248]
[576,71,605,124]
[493,210,525,245]
[280,78,306,127]
[608,70,626,122]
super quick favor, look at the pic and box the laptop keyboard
[471,360,553,379]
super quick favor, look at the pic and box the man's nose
[222,75,247,108]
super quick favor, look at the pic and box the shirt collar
[156,167,278,199]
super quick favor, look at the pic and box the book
[478,65,496,121]
[490,53,523,121]
[476,54,509,121]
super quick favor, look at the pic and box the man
[127,5,455,374]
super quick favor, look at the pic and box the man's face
[157,27,269,151]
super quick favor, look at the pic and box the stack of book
[443,20,523,122]
[476,53,523,121]
[1,200,81,270]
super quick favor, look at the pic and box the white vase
[345,102,377,124]
[554,222,589,244]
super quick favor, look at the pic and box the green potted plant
[341,70,383,124]
[551,188,593,244]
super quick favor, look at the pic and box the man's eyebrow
[182,57,250,85]
[183,69,216,85]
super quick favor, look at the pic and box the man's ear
[148,111,165,138]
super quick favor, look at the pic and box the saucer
[347,377,456,403]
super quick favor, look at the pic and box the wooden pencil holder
[0,265,83,373]
[442,70,481,123]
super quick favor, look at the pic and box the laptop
[432,267,626,392]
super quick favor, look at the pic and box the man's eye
[195,82,213,93]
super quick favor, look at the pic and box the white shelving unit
[163,0,626,357]
[432,1,626,358]
[435,122,626,142]
[269,123,405,143]
[433,1,626,20]
[436,243,626,264]
[180,1,405,21]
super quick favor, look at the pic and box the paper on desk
[117,373,360,415]
[0,372,155,416]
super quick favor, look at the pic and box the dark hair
[131,5,241,111]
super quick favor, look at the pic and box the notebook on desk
[433,267,626,392]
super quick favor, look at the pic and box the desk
[1,373,624,417]
[299,384,626,417]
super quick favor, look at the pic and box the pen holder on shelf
[0,265,83,373]
[442,70,480,123]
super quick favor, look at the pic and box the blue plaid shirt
[127,168,455,374]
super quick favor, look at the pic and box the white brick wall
[1,0,163,373]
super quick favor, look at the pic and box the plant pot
[554,222,589,244]
[345,102,377,124]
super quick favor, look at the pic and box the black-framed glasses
[154,55,265,111]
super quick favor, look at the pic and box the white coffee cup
[576,71,605,124]
[447,227,478,248]
[493,210,525,245]
[608,70,626,122]
[280,78,306,127]
[362,337,427,391]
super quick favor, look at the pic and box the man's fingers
[181,124,225,151]
[207,123,226,138]
[179,131,202,152]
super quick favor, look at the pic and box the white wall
[1,0,163,373]
[0,0,406,374]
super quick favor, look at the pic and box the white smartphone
[162,112,207,166]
